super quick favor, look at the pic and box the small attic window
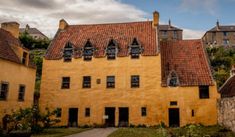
[63,42,73,62]
[83,40,94,61]
[167,71,179,87]
[130,38,142,59]
[106,39,117,60]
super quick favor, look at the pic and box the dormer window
[130,38,142,59]
[83,40,94,61]
[63,42,73,62]
[22,52,28,65]
[106,39,117,60]
[167,71,179,87]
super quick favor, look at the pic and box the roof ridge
[69,21,152,26]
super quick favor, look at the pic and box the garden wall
[218,96,235,132]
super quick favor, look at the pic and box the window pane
[107,76,115,88]
[56,108,62,117]
[62,77,70,89]
[0,83,8,100]
[131,75,140,88]
[85,108,90,117]
[83,76,91,88]
[199,86,209,99]
[18,85,25,101]
[141,107,147,116]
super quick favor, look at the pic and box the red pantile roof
[0,28,21,63]
[45,21,158,59]
[0,28,35,68]
[219,75,235,98]
[160,40,214,86]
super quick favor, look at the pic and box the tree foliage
[2,106,60,134]
[19,32,50,50]
[206,46,235,88]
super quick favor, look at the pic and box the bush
[3,106,60,135]
[129,124,135,128]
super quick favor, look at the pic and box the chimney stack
[26,24,30,31]
[59,19,68,30]
[1,22,20,38]
[216,19,220,30]
[168,19,171,28]
[152,11,159,28]
[231,65,235,76]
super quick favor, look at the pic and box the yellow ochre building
[40,11,220,127]
[0,22,36,126]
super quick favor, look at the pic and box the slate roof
[20,28,47,37]
[45,21,158,59]
[159,25,182,31]
[0,28,35,68]
[208,25,235,32]
[160,40,214,86]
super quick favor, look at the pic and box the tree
[3,106,60,134]
[206,46,235,88]
[19,32,50,50]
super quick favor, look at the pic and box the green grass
[108,128,168,137]
[108,125,235,137]
[170,125,235,137]
[32,128,91,137]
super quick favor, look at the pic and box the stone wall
[218,97,235,132]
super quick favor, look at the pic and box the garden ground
[31,128,90,137]
[108,125,235,137]
[29,125,235,137]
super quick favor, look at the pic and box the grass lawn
[32,128,91,137]
[108,125,235,137]
[108,128,168,137]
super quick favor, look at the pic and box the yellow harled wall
[40,55,219,127]
[0,59,36,126]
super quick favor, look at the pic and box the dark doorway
[169,108,180,127]
[105,107,115,127]
[68,108,78,127]
[119,107,129,127]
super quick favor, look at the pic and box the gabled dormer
[129,38,142,59]
[106,39,118,60]
[83,39,94,61]
[63,42,73,62]
[167,71,179,87]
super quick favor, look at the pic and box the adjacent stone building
[40,12,219,127]
[218,65,235,132]
[158,20,183,41]
[20,24,48,40]
[202,21,235,47]
[0,22,36,126]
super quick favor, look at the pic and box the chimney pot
[216,20,220,30]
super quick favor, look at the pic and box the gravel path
[65,128,117,137]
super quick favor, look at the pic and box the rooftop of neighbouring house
[219,65,235,98]
[20,24,48,38]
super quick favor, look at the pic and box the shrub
[129,124,135,128]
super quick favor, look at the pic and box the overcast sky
[0,0,234,39]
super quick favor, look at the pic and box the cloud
[0,0,147,38]
[180,0,218,15]
[183,28,205,39]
